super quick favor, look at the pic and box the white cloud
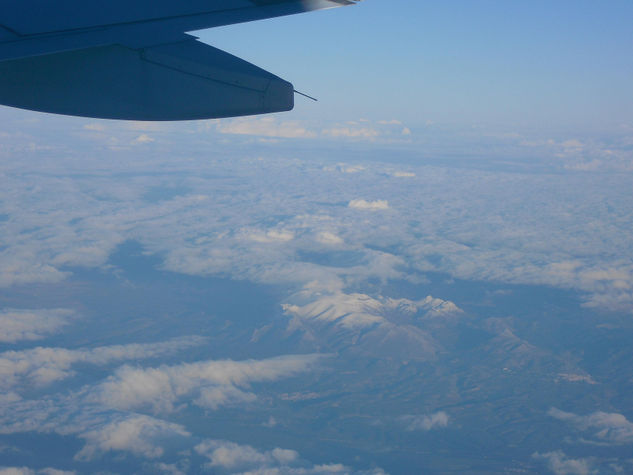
[0,336,205,389]
[37,470,76,475]
[322,126,379,140]
[0,468,75,475]
[133,134,155,144]
[75,415,189,461]
[532,451,596,475]
[216,117,317,139]
[392,171,415,178]
[549,408,633,445]
[126,121,166,132]
[245,229,295,243]
[152,462,187,475]
[82,123,105,132]
[195,439,386,474]
[92,354,324,414]
[557,373,597,385]
[1,128,631,315]
[348,199,389,211]
[315,232,343,245]
[0,354,323,463]
[400,412,449,431]
[0,308,74,343]
[196,440,289,469]
[263,416,278,428]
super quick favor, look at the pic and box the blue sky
[199,0,633,131]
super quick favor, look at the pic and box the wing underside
[0,0,359,120]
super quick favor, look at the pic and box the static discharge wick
[294,90,318,102]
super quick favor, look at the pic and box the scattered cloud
[549,408,633,445]
[263,416,278,428]
[132,134,155,144]
[92,354,325,414]
[0,308,75,343]
[0,336,206,389]
[245,229,295,243]
[322,126,380,140]
[82,123,105,132]
[216,117,317,139]
[152,462,188,475]
[392,171,415,178]
[0,469,76,475]
[323,163,366,174]
[532,451,596,475]
[315,232,343,245]
[76,415,189,461]
[400,412,449,431]
[557,373,597,385]
[195,439,386,474]
[348,199,390,211]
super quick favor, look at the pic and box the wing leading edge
[0,0,360,120]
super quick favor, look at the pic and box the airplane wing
[0,0,360,120]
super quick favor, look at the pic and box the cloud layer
[0,308,74,343]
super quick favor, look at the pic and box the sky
[1,1,633,474]
[198,0,633,132]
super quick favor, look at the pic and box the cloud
[245,229,295,243]
[82,123,105,132]
[323,163,366,174]
[0,469,75,475]
[392,171,415,178]
[216,117,317,139]
[75,415,189,461]
[532,451,596,475]
[195,439,386,474]
[2,129,631,314]
[0,354,324,463]
[0,308,74,343]
[0,336,205,389]
[152,463,188,475]
[132,134,155,144]
[400,412,449,431]
[348,199,389,211]
[196,440,293,469]
[315,232,343,245]
[557,374,597,385]
[549,408,633,445]
[92,354,324,414]
[322,126,380,140]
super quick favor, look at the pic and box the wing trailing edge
[0,40,293,120]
